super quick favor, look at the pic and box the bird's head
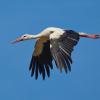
[11,34,33,44]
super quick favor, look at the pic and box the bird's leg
[79,32,100,39]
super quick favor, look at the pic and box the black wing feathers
[50,30,80,73]
[29,30,80,80]
[29,40,53,80]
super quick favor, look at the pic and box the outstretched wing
[50,30,80,73]
[29,37,53,80]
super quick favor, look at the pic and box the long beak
[11,37,23,44]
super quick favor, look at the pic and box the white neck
[30,31,50,39]
[30,34,43,39]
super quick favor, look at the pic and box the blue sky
[0,0,100,100]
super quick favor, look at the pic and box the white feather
[49,27,64,39]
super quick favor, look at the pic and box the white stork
[12,27,100,80]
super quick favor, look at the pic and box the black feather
[29,40,53,80]
[45,64,50,77]
[50,29,80,73]
[31,57,36,76]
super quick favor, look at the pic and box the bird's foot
[93,34,100,39]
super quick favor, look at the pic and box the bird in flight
[12,27,100,80]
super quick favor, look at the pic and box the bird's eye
[23,36,26,37]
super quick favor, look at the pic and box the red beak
[11,37,23,44]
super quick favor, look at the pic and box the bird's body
[12,27,100,80]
